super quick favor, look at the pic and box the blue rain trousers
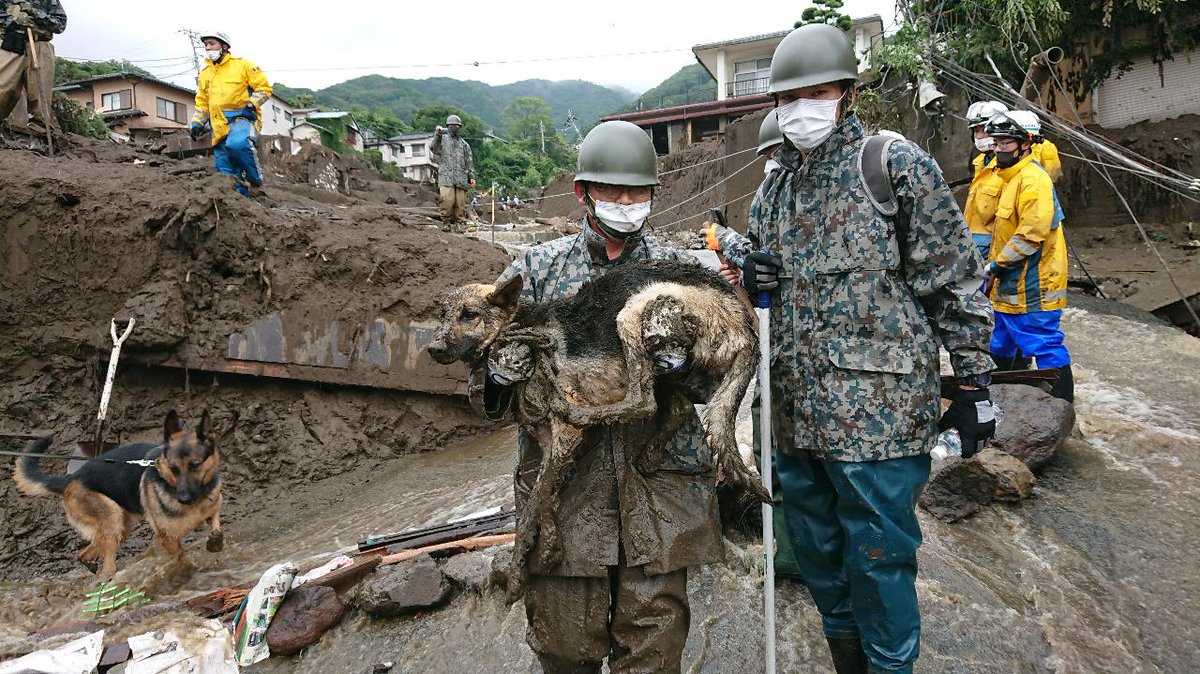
[777,450,931,673]
[213,113,262,196]
[990,309,1070,369]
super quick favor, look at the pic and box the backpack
[857,134,901,217]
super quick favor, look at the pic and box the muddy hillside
[0,135,511,579]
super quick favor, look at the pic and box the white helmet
[967,100,1007,128]
[1006,110,1042,136]
[199,32,232,49]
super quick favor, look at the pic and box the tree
[294,93,315,107]
[797,0,853,31]
[55,59,152,86]
[351,106,412,139]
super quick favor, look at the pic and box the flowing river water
[2,296,1197,673]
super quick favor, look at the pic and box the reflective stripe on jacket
[191,53,272,145]
[988,155,1068,314]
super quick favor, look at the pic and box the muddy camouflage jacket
[0,0,66,38]
[720,115,994,462]
[430,132,474,190]
[473,227,724,578]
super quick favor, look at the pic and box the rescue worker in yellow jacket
[190,31,272,196]
[984,113,1073,401]
[1010,109,1063,182]
[964,100,1008,261]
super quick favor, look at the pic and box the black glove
[741,251,783,293]
[938,387,996,459]
[189,123,204,141]
[242,104,257,122]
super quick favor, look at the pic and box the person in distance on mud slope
[430,113,476,232]
[983,112,1074,402]
[0,0,66,135]
[189,31,272,198]
[717,23,996,674]
[469,120,723,674]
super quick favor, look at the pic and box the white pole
[756,304,776,674]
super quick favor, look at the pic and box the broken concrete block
[359,554,451,617]
[266,584,347,655]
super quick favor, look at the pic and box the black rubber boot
[826,635,870,674]
[1048,364,1075,403]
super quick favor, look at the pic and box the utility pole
[179,28,203,84]
[565,109,583,144]
[539,120,545,155]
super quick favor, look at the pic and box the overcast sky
[56,0,899,95]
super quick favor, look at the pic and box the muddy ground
[0,134,512,580]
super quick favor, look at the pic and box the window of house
[101,91,130,111]
[411,143,425,157]
[732,57,772,97]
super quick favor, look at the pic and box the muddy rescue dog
[12,410,224,577]
[427,259,771,595]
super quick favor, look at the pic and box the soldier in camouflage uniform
[430,113,476,232]
[470,120,723,674]
[717,24,996,674]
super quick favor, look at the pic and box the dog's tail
[12,434,71,498]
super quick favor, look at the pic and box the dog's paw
[206,530,224,553]
[78,558,100,575]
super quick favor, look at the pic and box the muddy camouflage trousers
[524,561,689,674]
[777,451,931,674]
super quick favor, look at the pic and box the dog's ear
[196,409,212,442]
[164,410,182,443]
[490,275,523,310]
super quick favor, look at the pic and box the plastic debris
[231,561,298,666]
[0,630,103,674]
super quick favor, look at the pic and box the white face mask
[592,199,651,235]
[763,158,781,175]
[206,49,223,62]
[776,96,841,150]
[975,136,995,153]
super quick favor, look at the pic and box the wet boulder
[441,551,493,593]
[266,584,347,655]
[989,384,1076,470]
[921,448,1037,522]
[488,544,514,590]
[359,554,452,617]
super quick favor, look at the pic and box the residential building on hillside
[260,95,297,137]
[295,111,364,151]
[384,131,437,183]
[55,73,195,142]
[605,16,884,155]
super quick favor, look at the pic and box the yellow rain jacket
[965,153,1005,261]
[988,154,1068,314]
[191,53,272,146]
[1032,139,1062,182]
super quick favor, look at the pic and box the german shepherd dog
[12,410,224,577]
[428,259,771,596]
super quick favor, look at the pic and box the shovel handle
[26,29,38,68]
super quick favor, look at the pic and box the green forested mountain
[273,76,633,137]
[611,64,716,114]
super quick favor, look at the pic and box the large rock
[120,280,189,351]
[441,552,492,593]
[266,584,347,655]
[989,383,1075,470]
[359,554,452,617]
[920,456,998,522]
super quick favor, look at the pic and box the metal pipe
[1020,46,1065,101]
[756,292,776,674]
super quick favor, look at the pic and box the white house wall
[1095,48,1200,128]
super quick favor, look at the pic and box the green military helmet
[445,114,463,126]
[769,23,858,94]
[575,120,659,186]
[757,110,783,155]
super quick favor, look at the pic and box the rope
[0,448,159,467]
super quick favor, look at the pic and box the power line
[265,46,695,74]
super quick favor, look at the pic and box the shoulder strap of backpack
[858,134,900,217]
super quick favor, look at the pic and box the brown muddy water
[2,297,1198,673]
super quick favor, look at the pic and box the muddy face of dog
[427,275,523,365]
[158,410,219,505]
